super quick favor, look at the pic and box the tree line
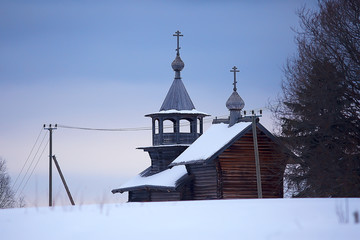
[274,0,360,197]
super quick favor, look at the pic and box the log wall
[129,190,182,202]
[129,190,150,202]
[151,191,181,201]
[144,146,188,176]
[218,128,285,198]
[187,162,218,200]
[148,148,185,175]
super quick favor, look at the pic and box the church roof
[170,121,281,166]
[159,78,195,111]
[111,165,190,193]
[170,122,252,166]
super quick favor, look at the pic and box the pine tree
[276,0,360,197]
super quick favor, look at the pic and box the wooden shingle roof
[159,78,195,111]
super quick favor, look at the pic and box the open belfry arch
[139,30,208,179]
[112,31,287,202]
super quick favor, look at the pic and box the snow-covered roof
[112,165,188,193]
[171,122,252,166]
[146,109,209,116]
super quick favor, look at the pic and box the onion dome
[159,30,195,111]
[226,66,245,110]
[171,55,185,72]
[226,91,245,110]
[227,66,245,127]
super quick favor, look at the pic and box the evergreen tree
[275,0,360,197]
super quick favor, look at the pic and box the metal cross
[230,66,240,92]
[173,30,183,56]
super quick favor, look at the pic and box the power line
[56,115,227,132]
[57,124,152,132]
[14,131,48,197]
[12,127,44,190]
[56,109,268,133]
[18,139,49,199]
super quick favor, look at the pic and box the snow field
[1,198,359,240]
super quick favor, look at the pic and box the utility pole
[43,124,57,207]
[251,116,263,198]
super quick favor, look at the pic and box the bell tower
[139,31,208,176]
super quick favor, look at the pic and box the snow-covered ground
[1,198,359,239]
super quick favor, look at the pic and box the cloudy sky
[0,0,317,206]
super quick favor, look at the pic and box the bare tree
[0,157,17,208]
[274,0,360,197]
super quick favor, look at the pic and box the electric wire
[18,139,49,199]
[56,108,267,132]
[11,127,43,190]
[56,115,229,132]
[57,124,152,131]
[14,131,48,197]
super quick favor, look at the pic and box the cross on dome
[171,30,185,74]
[226,65,245,126]
[173,30,183,56]
[230,66,240,92]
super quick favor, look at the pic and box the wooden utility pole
[44,124,57,207]
[252,117,263,198]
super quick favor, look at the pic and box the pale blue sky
[0,0,317,206]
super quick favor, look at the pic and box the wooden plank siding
[129,190,150,202]
[129,190,181,202]
[180,182,193,200]
[142,146,189,176]
[151,191,181,201]
[218,128,285,199]
[186,162,218,200]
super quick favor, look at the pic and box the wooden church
[111,31,287,202]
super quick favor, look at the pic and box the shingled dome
[171,55,184,72]
[226,91,245,110]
